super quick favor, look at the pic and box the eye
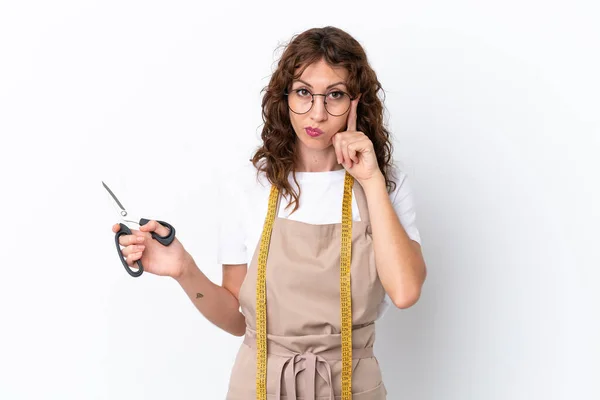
[295,88,311,97]
[328,91,344,99]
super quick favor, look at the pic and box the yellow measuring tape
[255,171,355,399]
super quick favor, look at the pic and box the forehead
[295,59,348,86]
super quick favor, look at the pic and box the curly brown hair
[250,26,398,214]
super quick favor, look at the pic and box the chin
[296,133,332,150]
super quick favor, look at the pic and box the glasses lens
[288,89,312,114]
[325,91,351,116]
[287,89,351,116]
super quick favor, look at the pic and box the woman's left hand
[332,95,382,184]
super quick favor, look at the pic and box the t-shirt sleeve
[216,175,247,265]
[390,169,422,245]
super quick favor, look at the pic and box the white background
[1,1,598,399]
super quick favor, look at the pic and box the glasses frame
[283,88,356,117]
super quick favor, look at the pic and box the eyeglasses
[283,88,354,116]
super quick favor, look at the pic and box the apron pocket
[350,380,387,399]
[348,357,384,394]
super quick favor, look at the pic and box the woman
[112,26,427,399]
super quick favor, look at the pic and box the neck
[294,146,344,172]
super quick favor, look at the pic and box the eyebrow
[293,79,347,89]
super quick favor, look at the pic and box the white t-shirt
[216,161,422,320]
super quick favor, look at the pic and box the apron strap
[352,178,370,225]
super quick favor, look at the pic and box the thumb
[140,220,171,237]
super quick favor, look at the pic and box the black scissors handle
[114,219,176,277]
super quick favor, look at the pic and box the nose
[310,94,328,122]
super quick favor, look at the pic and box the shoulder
[385,161,422,244]
[386,161,413,199]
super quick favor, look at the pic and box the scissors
[102,181,176,277]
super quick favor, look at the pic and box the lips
[305,127,324,137]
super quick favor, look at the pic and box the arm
[361,172,427,309]
[173,253,246,337]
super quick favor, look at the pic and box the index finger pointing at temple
[347,95,360,132]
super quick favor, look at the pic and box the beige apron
[226,175,388,399]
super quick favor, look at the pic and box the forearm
[360,173,427,308]
[173,253,246,336]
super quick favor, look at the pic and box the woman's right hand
[111,220,190,279]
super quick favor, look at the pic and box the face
[288,58,353,151]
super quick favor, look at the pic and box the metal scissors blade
[102,181,138,225]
